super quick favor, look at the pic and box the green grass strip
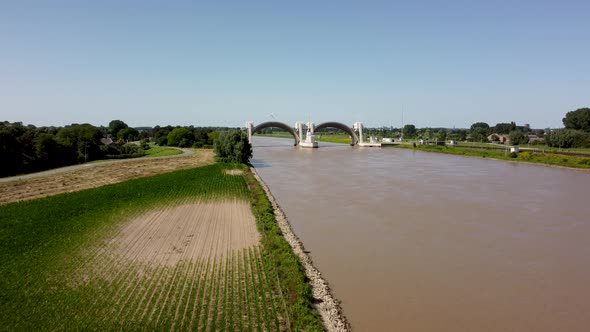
[243,249,254,332]
[201,258,216,331]
[238,248,245,332]
[229,250,236,332]
[210,258,223,332]
[249,247,263,332]
[143,145,183,157]
[253,246,276,331]
[392,144,590,169]
[220,254,229,331]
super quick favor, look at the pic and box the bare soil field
[74,200,287,330]
[112,201,259,266]
[0,149,214,206]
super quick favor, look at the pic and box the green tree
[508,130,529,145]
[35,133,75,169]
[493,122,517,134]
[108,120,128,137]
[57,124,103,162]
[213,130,252,163]
[456,129,467,141]
[437,130,447,141]
[470,122,490,131]
[563,108,590,132]
[402,124,417,138]
[167,127,194,146]
[469,122,490,142]
[117,127,139,142]
[0,124,25,176]
[545,129,590,148]
[138,130,150,140]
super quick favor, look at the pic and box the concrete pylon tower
[295,122,304,141]
[353,122,364,144]
[246,121,254,143]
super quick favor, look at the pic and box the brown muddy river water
[252,136,590,331]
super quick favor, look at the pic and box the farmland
[0,149,214,206]
[0,163,324,330]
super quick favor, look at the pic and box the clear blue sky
[1,0,588,129]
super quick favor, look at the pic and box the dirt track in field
[0,149,214,206]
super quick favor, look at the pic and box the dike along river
[251,136,590,331]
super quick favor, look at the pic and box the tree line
[0,120,239,178]
[364,107,590,148]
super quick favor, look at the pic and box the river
[251,136,590,331]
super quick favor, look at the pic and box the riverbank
[389,143,590,170]
[251,167,351,332]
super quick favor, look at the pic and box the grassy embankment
[393,143,590,169]
[143,145,183,157]
[315,133,354,144]
[276,131,590,169]
[257,132,354,144]
[453,141,590,154]
[0,164,323,330]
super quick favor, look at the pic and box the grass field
[256,132,355,145]
[144,145,184,157]
[0,164,323,330]
[315,133,354,144]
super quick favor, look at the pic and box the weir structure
[246,121,380,147]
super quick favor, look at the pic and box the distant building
[527,135,544,143]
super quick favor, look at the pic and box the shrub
[214,130,252,164]
[120,143,143,155]
[139,138,150,150]
[545,129,590,148]
[178,138,191,148]
[509,130,528,145]
[167,127,194,146]
[156,136,168,146]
